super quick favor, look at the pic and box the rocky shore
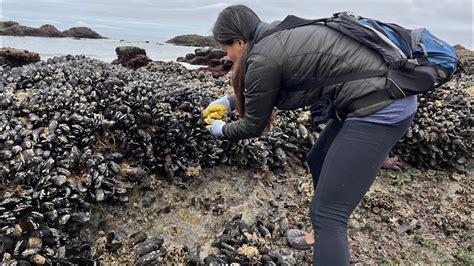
[0,21,105,39]
[177,47,232,78]
[0,44,472,264]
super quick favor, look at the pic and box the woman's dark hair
[213,5,275,132]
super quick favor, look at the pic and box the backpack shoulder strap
[256,15,329,43]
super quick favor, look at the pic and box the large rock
[195,48,211,57]
[207,49,227,60]
[185,53,195,60]
[112,46,152,70]
[189,56,209,65]
[0,47,40,67]
[62,27,104,39]
[127,54,152,70]
[38,24,64,37]
[185,48,227,66]
[0,21,43,36]
[0,21,106,39]
[166,34,218,47]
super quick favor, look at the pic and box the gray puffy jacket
[222,20,395,141]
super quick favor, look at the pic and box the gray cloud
[1,0,472,47]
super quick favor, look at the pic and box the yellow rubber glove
[202,103,228,122]
[204,112,224,124]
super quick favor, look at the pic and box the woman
[203,5,416,265]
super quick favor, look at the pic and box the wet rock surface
[83,165,473,264]
[111,46,152,70]
[0,47,41,67]
[0,54,472,264]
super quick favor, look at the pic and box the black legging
[307,114,414,265]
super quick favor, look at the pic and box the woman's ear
[235,38,245,48]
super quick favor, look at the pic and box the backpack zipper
[387,77,407,98]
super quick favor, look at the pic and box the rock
[0,47,40,67]
[176,48,231,78]
[62,27,105,39]
[207,49,227,60]
[38,24,63,37]
[189,56,209,65]
[114,46,146,63]
[209,59,221,68]
[195,48,211,57]
[0,21,106,39]
[197,65,230,79]
[221,56,233,71]
[166,34,218,47]
[112,46,152,70]
[0,21,43,37]
[127,54,152,70]
[185,53,196,60]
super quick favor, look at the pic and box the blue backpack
[257,12,464,112]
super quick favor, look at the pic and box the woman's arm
[222,54,281,140]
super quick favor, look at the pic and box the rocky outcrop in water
[37,24,63,37]
[166,34,218,47]
[62,27,104,39]
[111,46,152,70]
[0,47,41,67]
[177,48,232,78]
[0,21,106,39]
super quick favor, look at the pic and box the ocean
[1,36,206,69]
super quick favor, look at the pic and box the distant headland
[0,21,106,39]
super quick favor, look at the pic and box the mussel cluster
[203,213,307,265]
[393,75,473,171]
[0,55,314,263]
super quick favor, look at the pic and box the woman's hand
[206,119,225,137]
[202,95,232,123]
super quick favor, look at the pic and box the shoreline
[1,36,210,69]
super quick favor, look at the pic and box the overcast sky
[1,0,472,48]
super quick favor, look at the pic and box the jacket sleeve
[222,54,281,140]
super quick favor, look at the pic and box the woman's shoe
[286,229,313,250]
